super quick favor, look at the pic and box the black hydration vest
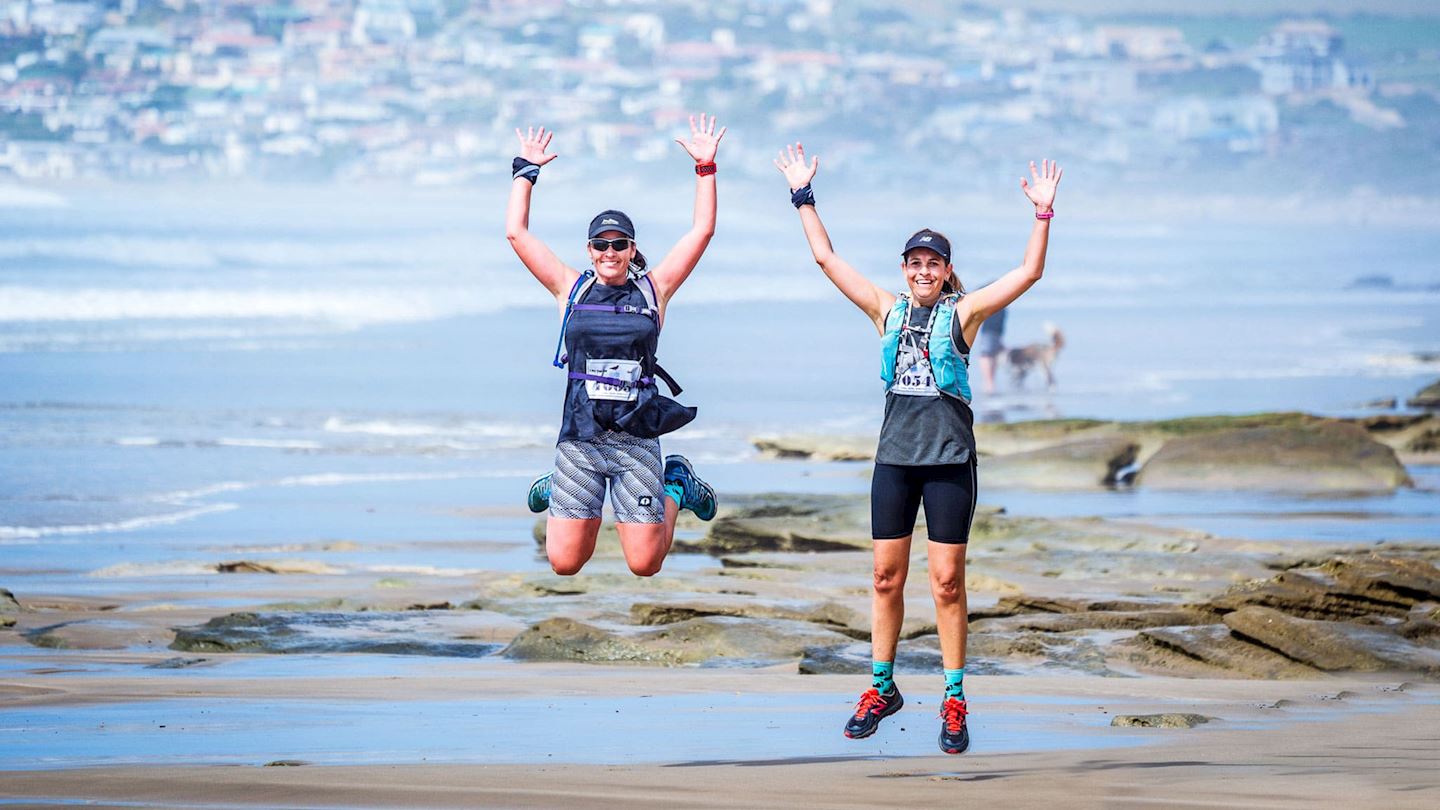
[553,272,696,441]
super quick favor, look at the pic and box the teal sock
[871,660,895,694]
[663,482,684,508]
[944,667,966,700]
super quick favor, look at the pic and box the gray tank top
[875,301,976,466]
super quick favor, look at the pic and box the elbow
[505,227,524,244]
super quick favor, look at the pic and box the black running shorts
[870,458,978,544]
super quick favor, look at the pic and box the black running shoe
[938,695,969,754]
[843,686,903,739]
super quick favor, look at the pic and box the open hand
[1021,159,1062,213]
[675,113,726,164]
[515,126,558,166]
[773,143,819,191]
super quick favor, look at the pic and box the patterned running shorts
[549,431,666,524]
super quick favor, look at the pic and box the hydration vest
[551,270,695,440]
[879,292,972,404]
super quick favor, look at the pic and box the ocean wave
[321,417,553,442]
[0,234,472,271]
[0,185,67,208]
[0,504,237,541]
[0,285,544,325]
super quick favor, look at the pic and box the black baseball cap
[588,210,636,239]
[902,229,951,263]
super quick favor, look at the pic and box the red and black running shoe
[843,686,903,739]
[938,695,970,754]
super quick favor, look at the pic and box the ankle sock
[663,481,684,508]
[944,667,965,700]
[871,660,895,694]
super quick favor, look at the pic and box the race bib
[585,358,641,402]
[891,339,939,397]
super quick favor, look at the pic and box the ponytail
[630,250,648,276]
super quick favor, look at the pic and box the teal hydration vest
[880,293,972,403]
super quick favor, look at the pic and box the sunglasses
[588,237,632,252]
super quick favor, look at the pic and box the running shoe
[663,454,717,521]
[526,472,552,514]
[938,695,969,754]
[843,686,903,739]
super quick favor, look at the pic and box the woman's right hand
[515,126,558,166]
[774,143,818,191]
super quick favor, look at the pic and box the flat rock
[1,587,21,613]
[1123,624,1322,679]
[630,600,866,637]
[1135,421,1411,492]
[170,612,500,657]
[1111,713,1212,728]
[23,620,156,650]
[751,434,875,461]
[966,630,1118,676]
[215,560,343,575]
[503,615,854,666]
[982,436,1139,489]
[974,595,1178,618]
[970,609,1206,634]
[1408,379,1440,409]
[797,638,1016,675]
[675,494,873,555]
[1223,606,1440,677]
[1208,556,1440,621]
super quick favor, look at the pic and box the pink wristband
[1035,210,1055,220]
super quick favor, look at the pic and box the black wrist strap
[791,184,815,209]
[512,157,540,184]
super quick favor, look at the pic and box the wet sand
[1,660,1437,808]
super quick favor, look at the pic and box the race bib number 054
[585,358,641,402]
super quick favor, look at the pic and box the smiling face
[901,248,953,306]
[587,230,635,284]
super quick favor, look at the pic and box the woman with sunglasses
[506,115,725,577]
[773,143,1062,754]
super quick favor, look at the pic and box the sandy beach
[4,408,1440,808]
[1,663,1437,808]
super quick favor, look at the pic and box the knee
[549,559,584,576]
[628,558,663,578]
[873,566,906,597]
[931,574,965,604]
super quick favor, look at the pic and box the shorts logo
[638,495,653,507]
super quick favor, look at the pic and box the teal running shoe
[663,454,717,521]
[527,472,552,514]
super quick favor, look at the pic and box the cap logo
[602,218,618,225]
[920,236,932,242]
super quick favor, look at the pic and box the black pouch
[613,385,697,438]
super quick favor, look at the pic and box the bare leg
[870,536,913,663]
[615,496,681,577]
[978,355,997,394]
[544,516,602,575]
[927,541,969,669]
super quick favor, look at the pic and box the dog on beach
[1005,323,1064,391]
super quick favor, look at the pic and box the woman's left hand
[1021,159,1063,213]
[675,113,726,164]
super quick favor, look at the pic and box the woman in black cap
[506,115,725,577]
[774,143,1062,754]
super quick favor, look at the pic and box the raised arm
[775,143,894,334]
[648,113,726,304]
[959,159,1063,339]
[505,126,579,301]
